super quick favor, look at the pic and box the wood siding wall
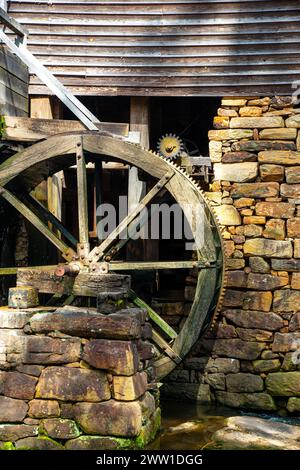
[7,0,300,97]
[0,45,28,116]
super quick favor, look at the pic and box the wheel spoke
[25,194,78,247]
[129,289,177,340]
[88,170,174,263]
[95,160,103,242]
[152,329,181,365]
[76,137,90,256]
[0,187,75,262]
[109,260,215,270]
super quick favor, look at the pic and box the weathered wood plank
[76,137,89,251]
[152,330,181,365]
[72,272,131,297]
[0,5,28,36]
[1,116,129,142]
[17,266,74,295]
[0,187,75,261]
[0,82,28,112]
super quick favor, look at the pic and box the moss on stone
[0,441,15,450]
[134,409,161,449]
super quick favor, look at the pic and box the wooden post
[0,1,7,11]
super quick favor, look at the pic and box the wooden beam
[110,261,213,270]
[76,137,89,254]
[129,289,177,340]
[1,116,129,142]
[0,6,28,37]
[152,330,181,365]
[0,186,75,262]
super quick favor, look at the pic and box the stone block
[218,108,238,117]
[243,291,272,312]
[271,259,300,271]
[223,290,244,307]
[0,424,38,441]
[209,140,222,162]
[287,397,300,412]
[15,437,63,450]
[205,373,225,390]
[0,371,37,399]
[233,140,296,152]
[221,98,247,106]
[24,336,81,365]
[281,184,300,198]
[208,129,253,141]
[273,289,300,313]
[226,259,245,270]
[247,273,288,290]
[221,151,257,163]
[263,219,285,240]
[215,391,276,410]
[295,240,300,258]
[231,183,279,198]
[0,309,34,329]
[244,225,263,237]
[8,287,39,309]
[28,399,60,418]
[287,218,300,237]
[258,150,300,165]
[73,400,143,437]
[36,366,111,402]
[226,270,247,288]
[286,114,300,127]
[259,128,297,140]
[203,338,265,360]
[285,167,300,184]
[65,435,131,450]
[83,339,138,376]
[41,418,80,440]
[230,116,284,128]
[266,372,300,396]
[249,257,270,273]
[30,307,142,340]
[16,365,44,377]
[259,164,285,182]
[236,328,273,342]
[213,116,229,129]
[290,312,300,331]
[252,359,281,373]
[214,162,258,183]
[239,106,262,117]
[223,309,284,330]
[244,239,292,258]
[226,373,264,392]
[243,216,266,225]
[0,396,28,422]
[272,332,300,352]
[184,357,240,374]
[255,202,294,219]
[113,372,148,401]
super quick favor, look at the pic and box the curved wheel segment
[0,132,225,379]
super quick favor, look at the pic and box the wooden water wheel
[0,131,225,379]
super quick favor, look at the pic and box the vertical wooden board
[76,137,89,247]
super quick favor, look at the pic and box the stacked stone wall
[0,305,160,449]
[163,96,300,415]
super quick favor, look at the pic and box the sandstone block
[272,332,300,352]
[113,372,148,401]
[286,114,300,128]
[236,328,273,342]
[225,259,245,270]
[295,240,300,258]
[218,108,238,117]
[281,184,300,198]
[247,272,288,290]
[243,291,272,312]
[244,239,292,258]
[0,371,37,400]
[208,129,253,141]
[15,437,63,450]
[223,309,284,330]
[16,365,44,377]
[266,372,300,396]
[205,373,225,390]
[65,435,128,450]
[0,396,28,422]
[203,338,265,360]
[259,128,297,140]
[287,397,300,412]
[24,336,81,365]
[230,116,284,129]
[214,162,258,183]
[30,307,142,340]
[221,98,247,106]
[252,359,281,373]
[263,219,285,240]
[231,183,279,198]
[244,225,263,237]
[248,97,271,106]
[226,271,247,288]
[243,216,266,225]
[209,140,222,162]
[214,205,241,226]
[8,287,39,309]
[239,106,262,117]
[249,257,270,273]
[73,400,143,437]
[205,358,240,374]
[232,140,296,152]
[36,367,110,402]
[221,151,257,163]
[285,166,300,183]
[223,290,244,307]
[28,399,60,418]
[287,218,300,238]
[83,339,138,376]
[0,424,38,441]
[0,310,34,329]
[226,373,264,392]
[273,289,300,313]
[259,164,285,182]
[271,259,300,271]
[290,312,300,331]
[258,150,300,165]
[255,202,294,219]
[215,391,276,410]
[213,116,229,129]
[41,418,80,440]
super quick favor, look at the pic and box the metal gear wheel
[157,133,184,160]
